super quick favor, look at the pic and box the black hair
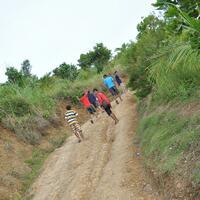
[103,74,107,78]
[66,105,71,110]
[114,71,117,74]
[93,88,98,92]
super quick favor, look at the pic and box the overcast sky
[0,0,155,83]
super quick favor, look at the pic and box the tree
[153,0,200,35]
[114,15,166,98]
[21,59,32,77]
[5,67,23,85]
[92,43,112,73]
[154,0,200,18]
[78,43,111,73]
[53,63,78,81]
[137,15,165,39]
[115,43,128,54]
[78,52,94,70]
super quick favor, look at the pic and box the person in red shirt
[78,92,97,124]
[93,88,119,124]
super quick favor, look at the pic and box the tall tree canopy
[153,0,200,34]
[53,63,78,81]
[78,43,111,73]
[21,59,32,77]
[5,67,23,85]
[154,0,200,18]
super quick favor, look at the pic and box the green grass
[0,68,114,144]
[137,111,200,175]
[49,132,68,149]
[21,149,49,194]
[150,41,200,102]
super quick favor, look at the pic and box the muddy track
[29,93,162,200]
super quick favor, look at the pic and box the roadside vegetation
[2,0,200,198]
[0,43,112,145]
[113,0,200,198]
[0,43,114,199]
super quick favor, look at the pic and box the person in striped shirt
[65,105,84,143]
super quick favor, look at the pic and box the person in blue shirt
[103,74,122,104]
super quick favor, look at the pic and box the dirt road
[30,94,162,200]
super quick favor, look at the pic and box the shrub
[150,42,200,102]
[0,96,32,119]
[15,128,41,145]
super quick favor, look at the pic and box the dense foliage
[114,2,200,100]
[0,42,113,144]
[78,43,111,73]
[53,63,78,81]
[113,1,200,193]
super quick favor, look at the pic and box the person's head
[114,71,117,74]
[103,74,107,79]
[93,88,98,95]
[88,90,90,94]
[66,105,71,110]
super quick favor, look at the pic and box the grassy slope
[137,97,200,199]
[0,67,118,199]
[0,68,107,144]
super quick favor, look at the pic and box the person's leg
[76,123,84,140]
[87,107,95,123]
[110,112,119,124]
[120,82,126,94]
[71,124,82,142]
[113,87,122,102]
[110,87,119,104]
[91,105,98,118]
[105,105,119,124]
[117,93,123,101]
[94,102,103,114]
[115,87,123,101]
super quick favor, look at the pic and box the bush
[15,128,41,145]
[0,96,32,119]
[0,67,109,144]
[150,42,200,102]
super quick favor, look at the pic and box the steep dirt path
[30,94,162,200]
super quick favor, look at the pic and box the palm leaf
[164,2,200,33]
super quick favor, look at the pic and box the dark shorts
[109,86,119,96]
[103,104,112,116]
[116,80,122,86]
[87,105,96,114]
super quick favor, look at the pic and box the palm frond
[166,3,200,33]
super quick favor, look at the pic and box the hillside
[1,1,200,199]
[28,93,162,200]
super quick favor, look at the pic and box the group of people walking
[65,71,126,143]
